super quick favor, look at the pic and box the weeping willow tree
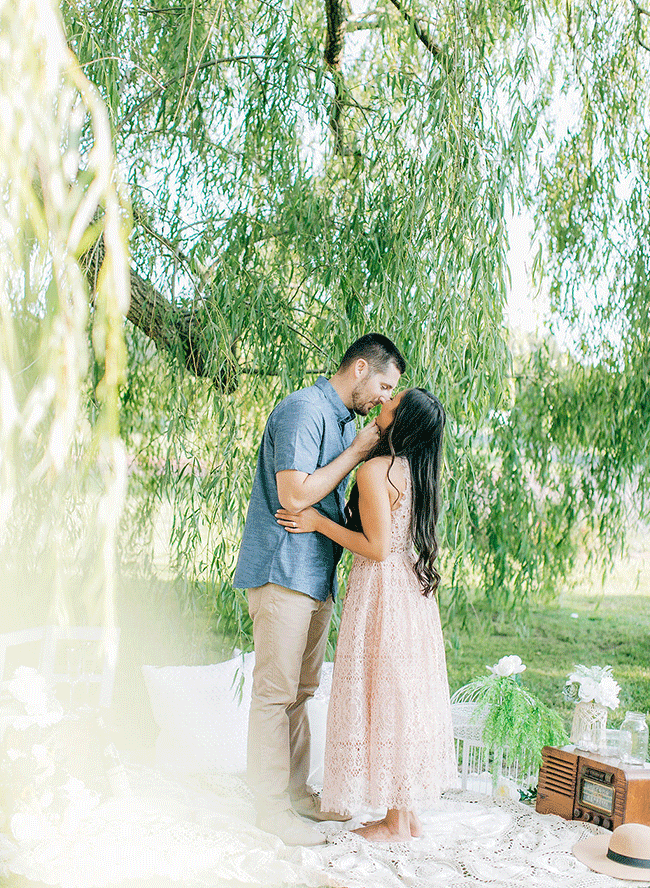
[0,0,130,639]
[3,0,649,653]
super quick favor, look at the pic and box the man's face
[350,361,401,416]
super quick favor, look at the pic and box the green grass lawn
[444,542,650,732]
[107,532,649,749]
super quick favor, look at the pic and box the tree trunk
[84,238,236,391]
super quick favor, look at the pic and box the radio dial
[592,815,602,826]
[574,808,582,819]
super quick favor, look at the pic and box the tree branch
[324,0,358,156]
[324,0,346,68]
[83,235,237,391]
[632,0,650,51]
[388,0,443,56]
[346,20,381,30]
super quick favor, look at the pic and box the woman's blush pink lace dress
[321,457,457,815]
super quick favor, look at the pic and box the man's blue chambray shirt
[233,376,356,602]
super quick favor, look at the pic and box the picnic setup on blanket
[1,634,649,888]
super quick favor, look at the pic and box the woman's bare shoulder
[357,455,393,478]
[357,456,391,484]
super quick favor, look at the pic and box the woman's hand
[275,506,320,533]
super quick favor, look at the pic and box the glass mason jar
[618,711,649,765]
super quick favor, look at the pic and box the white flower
[564,664,620,710]
[6,665,63,729]
[7,666,53,714]
[5,666,63,730]
[576,677,599,703]
[6,748,25,761]
[62,777,86,797]
[487,655,527,678]
[10,812,47,845]
[593,674,621,709]
[31,744,50,764]
[496,776,520,801]
[31,743,57,779]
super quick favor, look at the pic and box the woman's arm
[276,458,393,561]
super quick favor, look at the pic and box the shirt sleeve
[271,397,325,475]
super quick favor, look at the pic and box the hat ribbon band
[607,849,650,870]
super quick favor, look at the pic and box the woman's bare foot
[361,811,422,838]
[353,809,414,842]
[353,819,411,842]
[409,811,423,838]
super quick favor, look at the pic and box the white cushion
[305,662,332,787]
[142,653,255,775]
[142,654,332,781]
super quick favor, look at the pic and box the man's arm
[276,459,394,560]
[276,421,379,512]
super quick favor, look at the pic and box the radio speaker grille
[539,748,577,798]
[536,746,579,820]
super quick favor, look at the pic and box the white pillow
[305,662,332,788]
[142,652,254,775]
[142,654,333,781]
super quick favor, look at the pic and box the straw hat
[573,823,650,881]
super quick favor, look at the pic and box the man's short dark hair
[338,333,406,375]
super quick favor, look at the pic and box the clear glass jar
[618,711,649,765]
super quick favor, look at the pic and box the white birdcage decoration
[450,682,538,798]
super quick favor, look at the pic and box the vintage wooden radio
[536,746,650,830]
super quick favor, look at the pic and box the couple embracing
[233,334,457,847]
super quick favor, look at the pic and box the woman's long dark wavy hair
[345,388,446,597]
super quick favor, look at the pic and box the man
[234,334,405,846]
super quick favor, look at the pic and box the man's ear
[353,358,369,379]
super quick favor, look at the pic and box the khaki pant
[247,582,333,818]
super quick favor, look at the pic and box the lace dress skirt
[321,465,457,814]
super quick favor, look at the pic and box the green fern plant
[464,665,568,786]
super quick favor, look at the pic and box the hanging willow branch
[118,54,329,131]
[83,235,238,392]
[323,0,443,155]
[632,0,650,51]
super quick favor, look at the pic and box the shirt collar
[315,376,355,426]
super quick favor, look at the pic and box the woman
[276,388,457,842]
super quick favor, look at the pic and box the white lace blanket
[1,767,644,888]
